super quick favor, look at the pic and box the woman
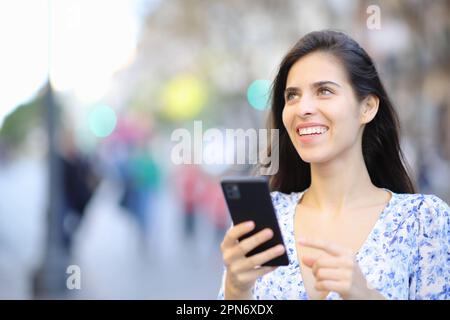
[218,30,449,300]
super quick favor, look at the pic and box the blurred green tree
[0,91,44,149]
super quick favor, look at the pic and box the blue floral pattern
[218,189,450,300]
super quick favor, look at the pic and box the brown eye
[286,92,298,101]
[318,87,333,96]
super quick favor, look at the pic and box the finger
[310,256,353,276]
[223,228,274,264]
[301,255,317,268]
[315,280,348,293]
[314,268,349,282]
[248,244,285,268]
[237,228,274,256]
[233,244,285,273]
[221,221,255,250]
[297,237,346,256]
[302,255,337,269]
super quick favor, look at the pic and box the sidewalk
[70,179,224,299]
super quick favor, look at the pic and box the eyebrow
[284,80,341,94]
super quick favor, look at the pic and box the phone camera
[225,184,240,199]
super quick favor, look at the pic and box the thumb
[302,255,316,268]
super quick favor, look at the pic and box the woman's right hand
[220,221,286,299]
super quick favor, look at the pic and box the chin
[297,149,331,164]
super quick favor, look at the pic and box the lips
[296,122,329,131]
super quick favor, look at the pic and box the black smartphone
[221,176,289,266]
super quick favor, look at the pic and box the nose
[295,94,316,118]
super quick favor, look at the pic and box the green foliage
[0,94,44,147]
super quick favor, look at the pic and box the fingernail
[246,221,255,228]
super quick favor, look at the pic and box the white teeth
[298,126,328,136]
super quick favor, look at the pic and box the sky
[0,0,157,129]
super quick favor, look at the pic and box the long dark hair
[266,30,416,194]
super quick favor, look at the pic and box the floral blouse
[218,189,450,300]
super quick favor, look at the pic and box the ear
[359,94,379,124]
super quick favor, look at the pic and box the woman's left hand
[297,237,385,300]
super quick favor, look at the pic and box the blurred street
[70,179,224,299]
[0,157,47,299]
[0,158,224,299]
[0,0,448,300]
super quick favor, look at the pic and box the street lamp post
[33,80,68,299]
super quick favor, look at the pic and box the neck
[303,144,379,215]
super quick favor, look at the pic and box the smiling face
[282,51,374,164]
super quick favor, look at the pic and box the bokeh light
[49,0,140,104]
[246,79,271,110]
[88,104,117,138]
[0,0,48,128]
[162,74,207,121]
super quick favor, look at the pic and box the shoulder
[391,192,449,238]
[415,194,449,236]
[420,194,450,216]
[402,194,450,299]
[270,190,302,207]
[393,192,449,218]
[270,190,303,217]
